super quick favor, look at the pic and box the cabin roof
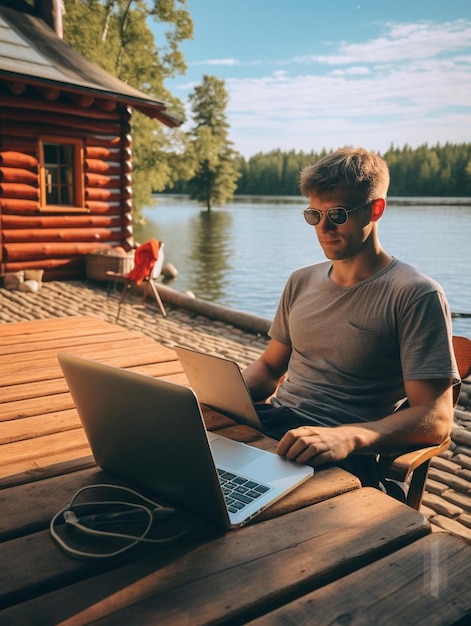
[0,2,181,127]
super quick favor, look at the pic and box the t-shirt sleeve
[399,289,460,384]
[269,279,292,346]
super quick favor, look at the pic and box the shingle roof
[0,2,181,127]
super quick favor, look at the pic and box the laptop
[174,345,263,429]
[58,353,313,530]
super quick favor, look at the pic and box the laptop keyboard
[217,468,271,514]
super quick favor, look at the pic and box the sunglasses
[302,201,372,226]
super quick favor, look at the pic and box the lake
[134,194,471,337]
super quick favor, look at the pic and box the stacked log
[0,83,134,280]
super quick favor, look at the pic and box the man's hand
[277,425,358,466]
[277,377,454,466]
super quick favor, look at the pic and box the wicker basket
[86,248,134,281]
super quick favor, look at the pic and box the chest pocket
[331,321,400,381]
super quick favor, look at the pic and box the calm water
[135,194,471,337]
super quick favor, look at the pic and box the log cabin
[0,0,180,280]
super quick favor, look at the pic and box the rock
[161,262,178,279]
[19,280,40,293]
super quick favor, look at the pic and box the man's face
[306,191,375,261]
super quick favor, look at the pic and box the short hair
[299,147,390,200]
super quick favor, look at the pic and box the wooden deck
[1,316,471,624]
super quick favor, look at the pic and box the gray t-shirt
[269,258,459,426]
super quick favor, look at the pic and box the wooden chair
[379,335,471,510]
[107,239,167,322]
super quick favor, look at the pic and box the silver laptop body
[174,345,263,429]
[58,353,313,530]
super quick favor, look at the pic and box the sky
[158,0,471,159]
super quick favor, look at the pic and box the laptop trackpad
[210,437,267,471]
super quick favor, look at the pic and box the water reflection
[134,199,235,304]
[188,210,234,301]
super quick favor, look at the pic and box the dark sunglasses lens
[328,208,348,224]
[304,209,321,225]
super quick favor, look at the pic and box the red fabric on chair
[125,240,161,285]
[106,239,167,321]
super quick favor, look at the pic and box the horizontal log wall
[0,84,133,280]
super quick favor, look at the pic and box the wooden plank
[256,466,361,522]
[126,362,185,380]
[0,522,202,619]
[0,456,97,491]
[1,373,185,476]
[1,393,74,422]
[7,342,176,368]
[0,197,39,213]
[0,365,185,404]
[0,363,186,420]
[0,316,111,337]
[0,331,164,363]
[0,467,113,539]
[1,214,122,229]
[3,227,118,244]
[252,533,471,626]
[0,445,93,481]
[0,378,72,403]
[0,407,228,493]
[0,429,91,479]
[0,328,176,354]
[0,329,140,356]
[0,407,78,443]
[0,182,38,199]
[0,489,430,624]
[0,342,177,386]
[0,336,160,372]
[0,322,122,340]
[0,408,237,479]
[0,151,38,168]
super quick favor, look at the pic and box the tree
[62,0,193,217]
[235,149,328,195]
[185,75,240,210]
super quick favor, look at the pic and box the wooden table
[0,316,187,481]
[1,316,471,625]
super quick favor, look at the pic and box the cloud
[172,19,471,157]
[331,66,370,76]
[227,56,470,114]
[192,58,241,66]
[219,20,471,156]
[292,20,471,66]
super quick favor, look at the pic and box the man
[243,147,459,487]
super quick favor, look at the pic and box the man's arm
[243,338,292,403]
[277,377,454,466]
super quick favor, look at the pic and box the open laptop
[58,353,313,530]
[174,345,263,429]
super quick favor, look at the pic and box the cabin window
[39,138,85,211]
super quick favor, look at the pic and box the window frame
[39,136,86,212]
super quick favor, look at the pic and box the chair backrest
[452,335,471,405]
[126,239,161,285]
[453,335,471,380]
[152,242,165,278]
